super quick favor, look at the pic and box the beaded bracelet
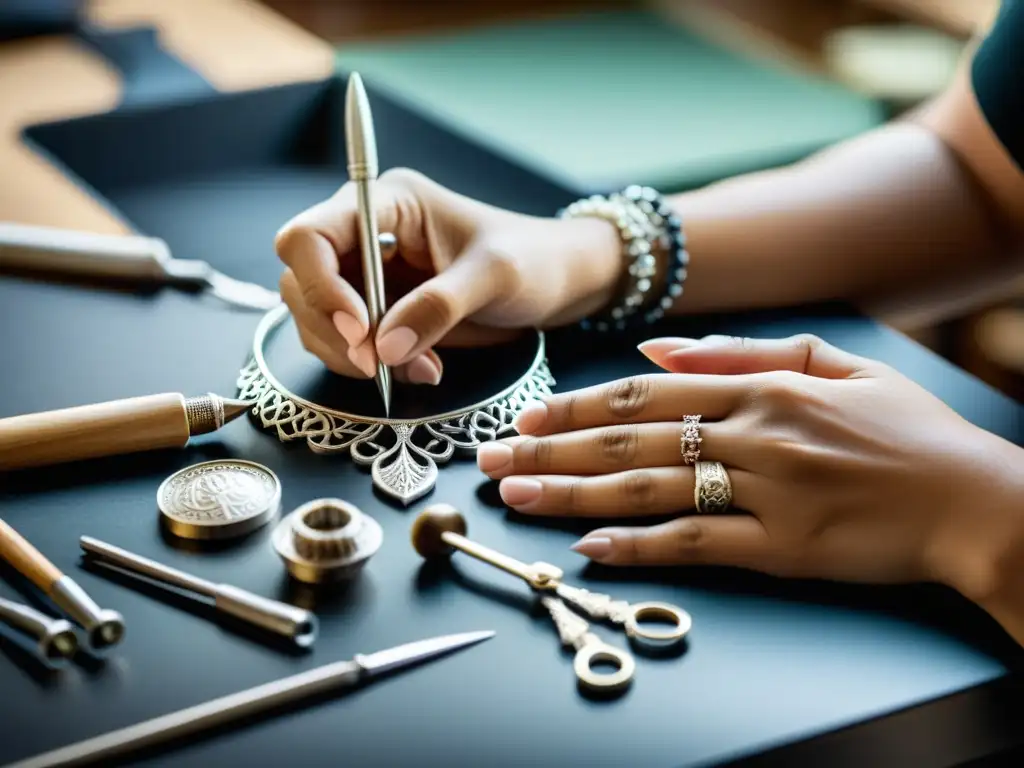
[558,195,655,331]
[620,185,689,326]
[560,186,689,331]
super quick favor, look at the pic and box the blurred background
[4,0,1022,400]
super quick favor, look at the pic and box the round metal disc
[157,460,282,540]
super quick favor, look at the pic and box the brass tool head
[410,504,468,558]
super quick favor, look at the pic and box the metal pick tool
[80,537,318,648]
[272,498,383,585]
[0,595,79,669]
[346,72,392,416]
[10,630,494,768]
[157,459,282,541]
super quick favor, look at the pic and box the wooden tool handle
[0,393,191,471]
[0,222,171,281]
[0,518,62,591]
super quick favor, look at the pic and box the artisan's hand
[477,334,1024,599]
[274,169,619,384]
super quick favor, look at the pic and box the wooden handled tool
[0,392,251,471]
[0,518,124,655]
[0,222,280,310]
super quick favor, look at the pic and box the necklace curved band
[236,304,555,506]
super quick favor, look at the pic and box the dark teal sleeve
[971,0,1024,169]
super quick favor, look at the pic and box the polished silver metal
[80,536,318,648]
[345,72,392,416]
[0,596,79,669]
[49,577,125,656]
[157,459,282,540]
[9,630,495,768]
[238,304,554,505]
[272,499,383,585]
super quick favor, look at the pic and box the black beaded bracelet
[619,185,689,326]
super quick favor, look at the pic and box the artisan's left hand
[476,335,1024,594]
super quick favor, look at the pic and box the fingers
[569,515,771,568]
[512,373,750,437]
[477,420,746,480]
[375,241,509,367]
[638,334,878,380]
[275,208,372,347]
[496,465,758,517]
[275,169,431,352]
[282,269,444,384]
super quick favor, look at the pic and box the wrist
[931,433,1024,608]
[547,215,623,324]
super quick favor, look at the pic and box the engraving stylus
[345,72,392,417]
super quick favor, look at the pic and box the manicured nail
[477,442,513,475]
[332,311,365,347]
[406,354,442,386]
[347,344,376,378]
[571,536,613,560]
[377,327,418,365]
[513,401,548,434]
[637,337,699,362]
[499,477,543,507]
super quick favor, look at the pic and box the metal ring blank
[573,643,635,693]
[623,601,692,642]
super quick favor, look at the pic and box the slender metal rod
[80,537,319,648]
[80,537,215,597]
[440,532,536,582]
[346,72,392,416]
[8,659,364,768]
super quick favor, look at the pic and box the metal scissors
[411,505,692,692]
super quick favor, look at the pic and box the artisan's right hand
[274,169,620,385]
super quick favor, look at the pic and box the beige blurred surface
[0,0,332,236]
[0,37,127,233]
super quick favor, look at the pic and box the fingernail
[499,477,543,507]
[571,536,613,560]
[477,442,513,475]
[406,354,442,386]
[638,338,700,362]
[513,401,548,434]
[347,344,376,378]
[377,327,418,365]
[332,311,365,346]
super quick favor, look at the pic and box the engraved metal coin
[157,459,282,540]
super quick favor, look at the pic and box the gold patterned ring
[680,414,702,465]
[694,461,733,514]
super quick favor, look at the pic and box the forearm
[665,120,1009,313]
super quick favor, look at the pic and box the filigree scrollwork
[237,305,555,506]
[554,584,634,625]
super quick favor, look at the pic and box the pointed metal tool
[9,630,495,768]
[345,72,392,417]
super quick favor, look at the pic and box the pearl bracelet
[559,186,688,331]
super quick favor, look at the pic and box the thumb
[374,239,506,366]
[638,334,876,380]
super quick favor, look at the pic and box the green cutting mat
[337,11,885,192]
